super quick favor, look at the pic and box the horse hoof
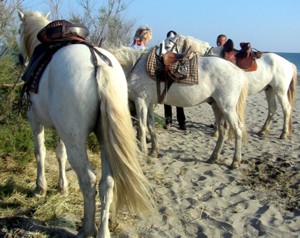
[211,130,219,138]
[149,149,158,158]
[32,189,47,197]
[230,161,240,169]
[77,229,97,238]
[163,123,172,130]
[257,130,268,137]
[146,156,156,165]
[279,133,288,140]
[207,158,216,164]
[58,188,69,197]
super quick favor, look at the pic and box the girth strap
[156,68,174,103]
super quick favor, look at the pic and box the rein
[168,35,180,53]
[155,35,182,103]
[0,47,8,57]
[154,35,180,103]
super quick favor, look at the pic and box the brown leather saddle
[222,39,262,72]
[37,19,89,43]
[163,47,191,66]
[147,45,198,103]
[21,20,112,93]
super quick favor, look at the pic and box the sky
[21,0,300,53]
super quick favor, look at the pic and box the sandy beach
[112,77,300,237]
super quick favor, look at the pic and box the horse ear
[45,12,50,19]
[17,9,25,20]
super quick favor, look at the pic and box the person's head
[133,26,152,46]
[216,34,227,46]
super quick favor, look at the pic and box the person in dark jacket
[163,30,186,130]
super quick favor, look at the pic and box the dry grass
[0,150,101,237]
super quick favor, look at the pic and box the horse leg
[226,112,244,169]
[277,92,291,139]
[55,139,68,195]
[148,104,158,157]
[211,102,219,138]
[27,111,47,197]
[97,143,114,238]
[64,142,97,238]
[207,105,226,164]
[258,87,277,137]
[207,118,227,164]
[135,98,148,154]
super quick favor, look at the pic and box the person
[216,34,227,46]
[130,26,153,117]
[131,26,152,50]
[164,105,186,130]
[163,30,186,131]
[209,34,228,131]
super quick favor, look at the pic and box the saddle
[37,19,89,43]
[222,39,262,72]
[147,43,198,103]
[21,20,111,95]
[162,47,191,66]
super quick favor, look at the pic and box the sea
[276,52,300,75]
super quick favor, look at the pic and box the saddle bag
[37,20,89,43]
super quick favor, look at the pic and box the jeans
[164,105,186,126]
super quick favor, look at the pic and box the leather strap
[81,41,112,67]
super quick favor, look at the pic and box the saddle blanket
[147,47,199,85]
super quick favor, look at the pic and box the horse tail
[288,63,297,134]
[236,77,249,142]
[97,63,156,219]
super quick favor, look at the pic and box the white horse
[166,35,297,139]
[18,10,155,238]
[109,46,248,168]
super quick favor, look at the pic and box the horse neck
[182,36,211,55]
[209,46,223,56]
[112,47,144,75]
[25,20,49,57]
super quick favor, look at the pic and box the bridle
[165,34,180,53]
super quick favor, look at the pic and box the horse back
[30,44,101,131]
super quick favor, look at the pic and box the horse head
[164,33,180,52]
[17,10,50,65]
[164,34,211,56]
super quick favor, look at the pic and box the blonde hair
[133,26,152,41]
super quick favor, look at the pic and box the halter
[165,34,180,53]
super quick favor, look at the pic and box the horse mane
[179,35,212,55]
[107,46,148,74]
[20,11,50,57]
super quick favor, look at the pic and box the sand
[112,77,300,237]
[1,78,299,238]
